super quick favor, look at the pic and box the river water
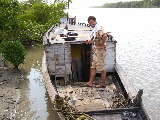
[68,8,160,120]
[15,46,60,120]
[16,8,160,120]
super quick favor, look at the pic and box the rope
[53,95,96,120]
[109,93,142,109]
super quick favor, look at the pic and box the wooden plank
[73,87,84,100]
[97,89,106,99]
[92,90,101,99]
[75,99,105,112]
[92,114,122,120]
[42,53,57,103]
[68,89,77,101]
[101,98,111,108]
[115,64,137,98]
[95,88,116,108]
[56,86,66,98]
[65,85,73,96]
[107,83,116,91]
[68,29,92,31]
[55,34,91,39]
[64,85,78,106]
[80,87,90,100]
[86,90,94,98]
[101,90,113,108]
[84,107,140,114]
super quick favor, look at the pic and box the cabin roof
[43,23,116,45]
[43,24,92,45]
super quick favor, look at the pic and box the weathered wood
[131,89,143,107]
[84,107,140,115]
[68,29,92,31]
[57,112,66,120]
[92,114,122,120]
[101,98,111,108]
[92,90,101,99]
[42,53,57,102]
[55,34,90,39]
[107,83,116,91]
[86,90,94,98]
[139,103,151,120]
[75,99,105,112]
[80,87,90,100]
[115,63,137,98]
[65,85,74,97]
[56,86,66,98]
[73,87,84,100]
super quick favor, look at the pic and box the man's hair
[88,16,96,22]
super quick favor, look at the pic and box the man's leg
[87,68,96,86]
[95,49,107,87]
[101,70,106,85]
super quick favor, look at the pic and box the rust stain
[56,58,59,62]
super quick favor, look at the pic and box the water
[16,8,160,120]
[15,46,60,120]
[69,8,160,120]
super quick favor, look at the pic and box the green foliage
[0,0,20,31]
[30,3,51,24]
[0,0,68,45]
[0,40,26,69]
[0,0,21,42]
[152,0,160,7]
[27,0,42,5]
[93,0,160,8]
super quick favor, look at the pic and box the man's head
[88,16,97,28]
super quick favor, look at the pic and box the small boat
[42,17,150,120]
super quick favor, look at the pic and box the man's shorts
[91,49,107,71]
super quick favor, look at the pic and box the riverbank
[0,55,22,119]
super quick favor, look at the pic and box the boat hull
[42,52,150,120]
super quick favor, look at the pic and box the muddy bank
[0,56,23,120]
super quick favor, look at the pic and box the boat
[42,16,150,120]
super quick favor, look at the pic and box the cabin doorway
[71,44,91,82]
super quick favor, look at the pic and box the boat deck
[54,75,123,112]
[53,75,144,120]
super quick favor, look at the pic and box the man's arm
[86,36,94,44]
[95,33,107,49]
[101,33,107,46]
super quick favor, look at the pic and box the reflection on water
[15,8,160,120]
[15,46,60,120]
[69,8,160,120]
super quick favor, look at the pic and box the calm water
[16,8,160,120]
[15,46,60,120]
[68,8,160,120]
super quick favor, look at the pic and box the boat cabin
[43,17,116,85]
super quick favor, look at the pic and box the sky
[19,0,136,8]
[69,0,135,8]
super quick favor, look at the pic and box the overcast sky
[19,0,136,8]
[69,0,135,8]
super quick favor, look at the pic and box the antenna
[67,0,71,22]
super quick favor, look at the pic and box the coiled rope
[53,95,96,120]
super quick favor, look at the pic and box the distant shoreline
[90,1,160,8]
